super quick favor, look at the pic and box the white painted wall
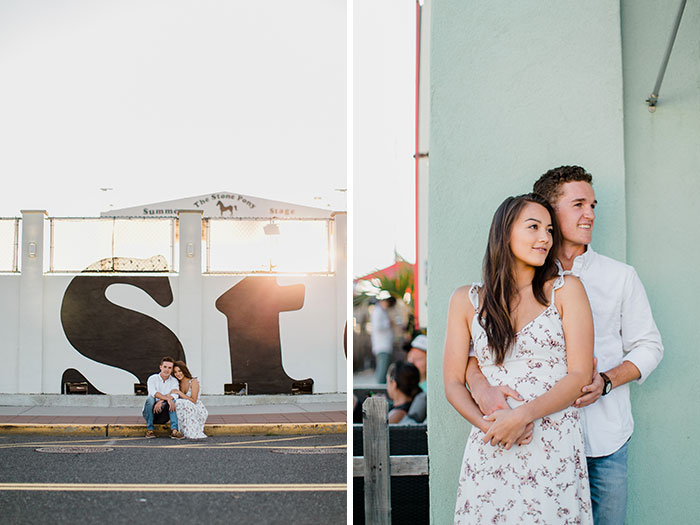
[333,212,348,392]
[279,276,343,393]
[0,217,346,395]
[19,211,47,393]
[0,276,21,393]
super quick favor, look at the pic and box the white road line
[0,437,144,449]
[0,435,319,450]
[0,483,347,492]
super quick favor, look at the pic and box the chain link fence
[205,217,333,274]
[33,216,334,274]
[49,218,175,272]
[0,218,20,272]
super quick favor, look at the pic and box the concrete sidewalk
[0,394,347,436]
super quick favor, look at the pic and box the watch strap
[599,372,612,395]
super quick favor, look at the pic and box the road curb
[0,424,108,436]
[0,422,346,437]
[109,422,347,436]
[206,422,346,436]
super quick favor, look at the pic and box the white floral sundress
[454,277,592,524]
[175,378,208,439]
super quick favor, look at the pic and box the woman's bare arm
[443,287,491,433]
[173,379,197,402]
[190,379,200,403]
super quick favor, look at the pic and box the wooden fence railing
[352,396,429,524]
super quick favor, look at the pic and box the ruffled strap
[468,283,482,310]
[551,275,565,304]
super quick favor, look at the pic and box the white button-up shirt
[560,246,663,457]
[146,373,180,400]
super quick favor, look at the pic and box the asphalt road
[0,433,347,524]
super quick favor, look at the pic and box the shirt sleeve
[406,391,427,423]
[146,375,157,398]
[620,268,664,384]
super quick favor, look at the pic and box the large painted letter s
[60,275,185,384]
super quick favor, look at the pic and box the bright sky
[0,0,346,218]
[353,0,416,278]
[0,0,416,280]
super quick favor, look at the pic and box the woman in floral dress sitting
[171,361,208,439]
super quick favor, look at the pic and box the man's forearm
[604,360,641,390]
[154,392,172,401]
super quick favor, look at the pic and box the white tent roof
[101,191,333,219]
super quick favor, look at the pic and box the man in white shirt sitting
[142,356,185,439]
[466,166,663,525]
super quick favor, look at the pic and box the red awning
[354,260,413,282]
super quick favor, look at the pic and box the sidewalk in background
[0,394,346,436]
[353,368,378,388]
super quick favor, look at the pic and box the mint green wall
[620,1,700,522]
[426,1,699,523]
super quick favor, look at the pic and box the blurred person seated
[405,333,428,423]
[386,360,422,424]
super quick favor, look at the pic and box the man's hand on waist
[472,383,522,415]
[574,357,602,408]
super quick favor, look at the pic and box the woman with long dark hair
[170,361,208,439]
[443,193,594,523]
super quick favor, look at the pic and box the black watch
[600,372,612,396]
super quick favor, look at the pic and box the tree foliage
[353,259,415,309]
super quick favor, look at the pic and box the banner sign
[102,192,333,219]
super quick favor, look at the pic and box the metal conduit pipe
[646,0,688,111]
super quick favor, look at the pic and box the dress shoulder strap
[468,283,482,310]
[550,275,565,304]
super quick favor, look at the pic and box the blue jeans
[587,440,629,525]
[374,352,392,384]
[142,396,178,431]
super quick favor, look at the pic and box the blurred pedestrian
[371,293,396,383]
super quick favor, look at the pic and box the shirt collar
[557,245,595,277]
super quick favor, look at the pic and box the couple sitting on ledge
[142,356,208,440]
